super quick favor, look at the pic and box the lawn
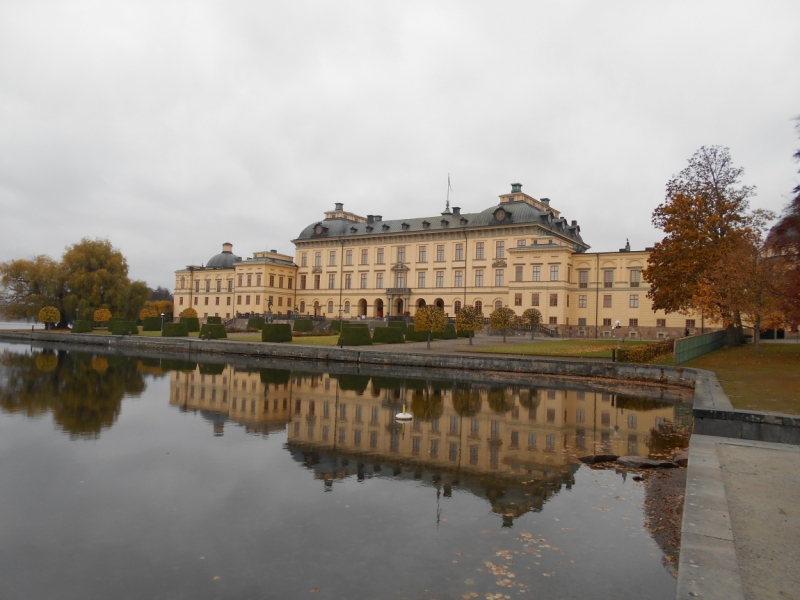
[683,343,800,415]
[461,339,649,358]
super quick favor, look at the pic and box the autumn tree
[455,305,484,345]
[93,308,112,324]
[180,307,198,318]
[38,306,60,330]
[489,306,517,342]
[413,305,447,350]
[521,308,543,339]
[643,146,765,342]
[0,256,64,322]
[140,307,159,320]
[144,300,174,318]
[150,286,173,301]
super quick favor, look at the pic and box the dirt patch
[643,468,687,577]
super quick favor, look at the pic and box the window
[194,297,198,305]
[495,241,504,258]
[328,301,334,313]
[314,275,320,289]
[475,300,482,313]
[256,274,262,287]
[328,274,335,289]
[533,266,541,281]
[495,300,503,310]
[205,280,211,292]
[377,248,384,264]
[345,250,352,265]
[436,245,444,261]
[254,295,260,305]
[227,280,233,292]
[454,300,461,313]
[328,251,336,266]
[549,293,558,307]
[361,273,368,289]
[578,317,587,326]
[204,297,209,305]
[686,319,696,328]
[579,295,587,308]
[179,296,184,305]
[495,269,504,286]
[361,249,368,265]
[549,316,557,325]
[629,294,639,308]
[454,270,463,287]
[314,252,321,267]
[517,239,525,247]
[604,270,613,287]
[550,265,559,281]
[245,295,250,305]
[396,272,406,288]
[344,274,352,289]
[301,252,307,267]
[418,272,426,288]
[455,243,463,260]
[180,276,185,289]
[629,318,638,327]
[279,276,284,288]
[269,274,275,287]
[579,270,589,288]
[435,271,444,287]
[603,295,612,308]
[469,446,479,465]
[514,293,522,306]
[475,270,484,287]
[657,318,666,327]
[376,273,383,288]
[531,293,539,306]
[603,318,612,326]
[288,277,293,289]
[476,242,484,259]
[216,280,221,292]
[235,276,241,288]
[300,275,307,289]
[630,269,641,287]
[418,246,427,262]
[397,246,406,263]
[515,265,523,281]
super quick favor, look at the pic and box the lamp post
[160,312,165,333]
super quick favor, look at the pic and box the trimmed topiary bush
[343,322,369,331]
[617,339,674,363]
[388,321,408,334]
[180,316,200,332]
[109,320,139,335]
[247,317,265,330]
[433,323,457,340]
[107,317,124,329]
[293,319,314,332]
[372,327,405,344]
[142,316,162,331]
[199,323,227,339]
[206,316,222,325]
[71,320,93,333]
[162,322,189,337]
[457,329,471,337]
[329,320,347,332]
[262,323,293,343]
[404,329,430,342]
[338,326,373,346]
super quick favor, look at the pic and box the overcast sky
[1,1,798,289]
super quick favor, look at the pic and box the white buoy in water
[395,404,412,421]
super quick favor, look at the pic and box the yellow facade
[173,243,298,322]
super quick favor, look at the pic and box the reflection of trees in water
[0,349,145,439]
[452,385,482,417]
[410,390,443,421]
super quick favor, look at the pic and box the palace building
[293,183,702,338]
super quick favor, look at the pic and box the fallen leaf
[310,588,319,593]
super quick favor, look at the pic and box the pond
[0,342,690,600]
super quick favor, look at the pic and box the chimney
[511,183,522,193]
[270,249,276,253]
[334,202,344,211]
[374,215,382,221]
[367,215,374,224]
[222,243,233,253]
[571,220,577,226]
[540,198,550,206]
[452,206,461,216]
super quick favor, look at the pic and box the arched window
[475,301,483,313]
[328,301,334,313]
[344,301,351,313]
[180,276,185,289]
[495,300,503,310]
[299,301,305,313]
[454,300,462,313]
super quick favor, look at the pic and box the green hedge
[457,329,471,338]
[404,329,431,342]
[199,323,227,339]
[337,327,373,346]
[388,321,408,333]
[71,320,93,333]
[293,319,314,332]
[179,316,200,332]
[247,317,265,330]
[142,316,162,331]
[343,322,369,331]
[433,323,457,340]
[109,320,139,335]
[262,323,293,343]
[616,338,674,363]
[107,317,124,329]
[330,320,344,332]
[372,327,405,344]
[206,316,222,325]
[162,322,189,337]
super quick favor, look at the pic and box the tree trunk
[755,315,761,356]
[469,330,473,346]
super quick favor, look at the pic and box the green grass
[462,339,649,358]
[683,343,800,415]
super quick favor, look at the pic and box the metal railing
[674,330,728,365]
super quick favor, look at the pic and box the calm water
[0,342,688,600]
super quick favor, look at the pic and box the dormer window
[365,225,373,232]
[422,220,430,229]
[382,224,390,232]
[441,219,449,227]
[350,227,358,234]
[401,222,410,231]
[493,207,510,222]
[460,217,468,226]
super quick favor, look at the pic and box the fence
[674,330,728,365]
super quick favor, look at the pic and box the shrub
[142,316,162,331]
[262,323,293,343]
[162,322,189,337]
[199,323,227,339]
[293,319,314,332]
[343,322,369,331]
[180,317,200,332]
[404,330,430,342]
[110,320,139,335]
[107,317,124,329]
[38,306,60,329]
[457,329,471,338]
[93,308,112,324]
[388,321,408,333]
[372,327,405,344]
[180,308,198,318]
[247,317,264,331]
[617,339,675,363]
[206,316,222,325]
[337,327,373,346]
[330,320,344,332]
[71,320,93,333]
[433,323,457,340]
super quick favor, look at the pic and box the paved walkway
[678,435,800,599]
